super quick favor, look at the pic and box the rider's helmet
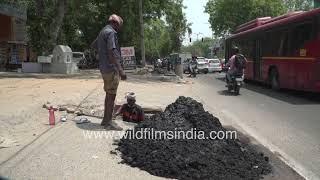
[232,46,240,54]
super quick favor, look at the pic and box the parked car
[196,57,209,74]
[72,52,85,62]
[72,52,86,69]
[207,58,222,73]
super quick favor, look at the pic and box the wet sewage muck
[117,96,271,180]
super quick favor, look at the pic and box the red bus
[225,8,320,92]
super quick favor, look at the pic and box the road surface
[191,73,320,180]
[0,72,316,179]
[0,74,192,180]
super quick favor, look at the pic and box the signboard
[122,56,136,69]
[121,46,136,69]
[121,46,135,57]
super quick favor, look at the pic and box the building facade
[0,2,27,70]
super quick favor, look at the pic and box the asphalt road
[191,73,320,180]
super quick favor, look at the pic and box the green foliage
[181,37,217,58]
[164,0,190,52]
[283,0,313,11]
[21,0,189,59]
[144,19,172,59]
[205,0,287,36]
[26,0,62,55]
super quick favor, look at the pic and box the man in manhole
[114,92,145,123]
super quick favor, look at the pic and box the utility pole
[139,0,146,67]
[195,32,203,41]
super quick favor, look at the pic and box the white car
[72,52,85,63]
[72,52,86,68]
[207,58,222,73]
[196,57,209,74]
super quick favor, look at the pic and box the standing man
[91,14,126,130]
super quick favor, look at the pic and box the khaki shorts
[102,71,119,94]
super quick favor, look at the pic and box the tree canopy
[181,37,218,58]
[204,0,314,36]
[8,0,190,61]
[283,0,313,11]
[205,0,287,36]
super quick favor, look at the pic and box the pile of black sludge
[117,96,271,180]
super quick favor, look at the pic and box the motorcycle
[188,63,198,78]
[226,73,244,95]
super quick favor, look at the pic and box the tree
[283,0,313,11]
[144,19,172,60]
[205,0,286,36]
[181,37,217,58]
[21,0,190,60]
[23,0,70,55]
[165,0,190,52]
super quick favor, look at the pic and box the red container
[49,106,56,125]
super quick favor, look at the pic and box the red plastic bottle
[49,106,56,125]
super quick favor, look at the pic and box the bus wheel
[270,69,280,90]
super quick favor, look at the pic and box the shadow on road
[217,90,238,96]
[244,81,320,105]
[0,70,177,85]
[126,75,172,84]
[216,76,226,82]
[0,70,102,79]
[75,121,105,131]
[214,75,320,105]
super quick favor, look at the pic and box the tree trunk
[35,0,45,16]
[48,0,67,53]
[139,0,146,66]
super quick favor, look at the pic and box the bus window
[291,23,313,52]
[279,31,289,56]
[262,29,289,57]
[241,40,254,59]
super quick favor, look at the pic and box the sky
[182,0,212,45]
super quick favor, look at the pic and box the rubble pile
[117,96,271,180]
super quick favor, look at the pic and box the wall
[12,17,27,41]
[0,14,12,41]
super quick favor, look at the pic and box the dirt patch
[117,96,271,180]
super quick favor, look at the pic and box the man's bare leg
[103,93,122,130]
[101,93,109,126]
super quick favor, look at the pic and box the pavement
[0,71,192,179]
[0,71,317,179]
[191,73,320,180]
[0,116,167,180]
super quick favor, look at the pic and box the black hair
[232,46,240,53]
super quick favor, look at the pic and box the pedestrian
[188,56,197,77]
[91,14,127,130]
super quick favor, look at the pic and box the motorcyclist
[226,46,247,83]
[188,56,198,77]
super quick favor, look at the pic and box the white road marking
[221,108,319,180]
